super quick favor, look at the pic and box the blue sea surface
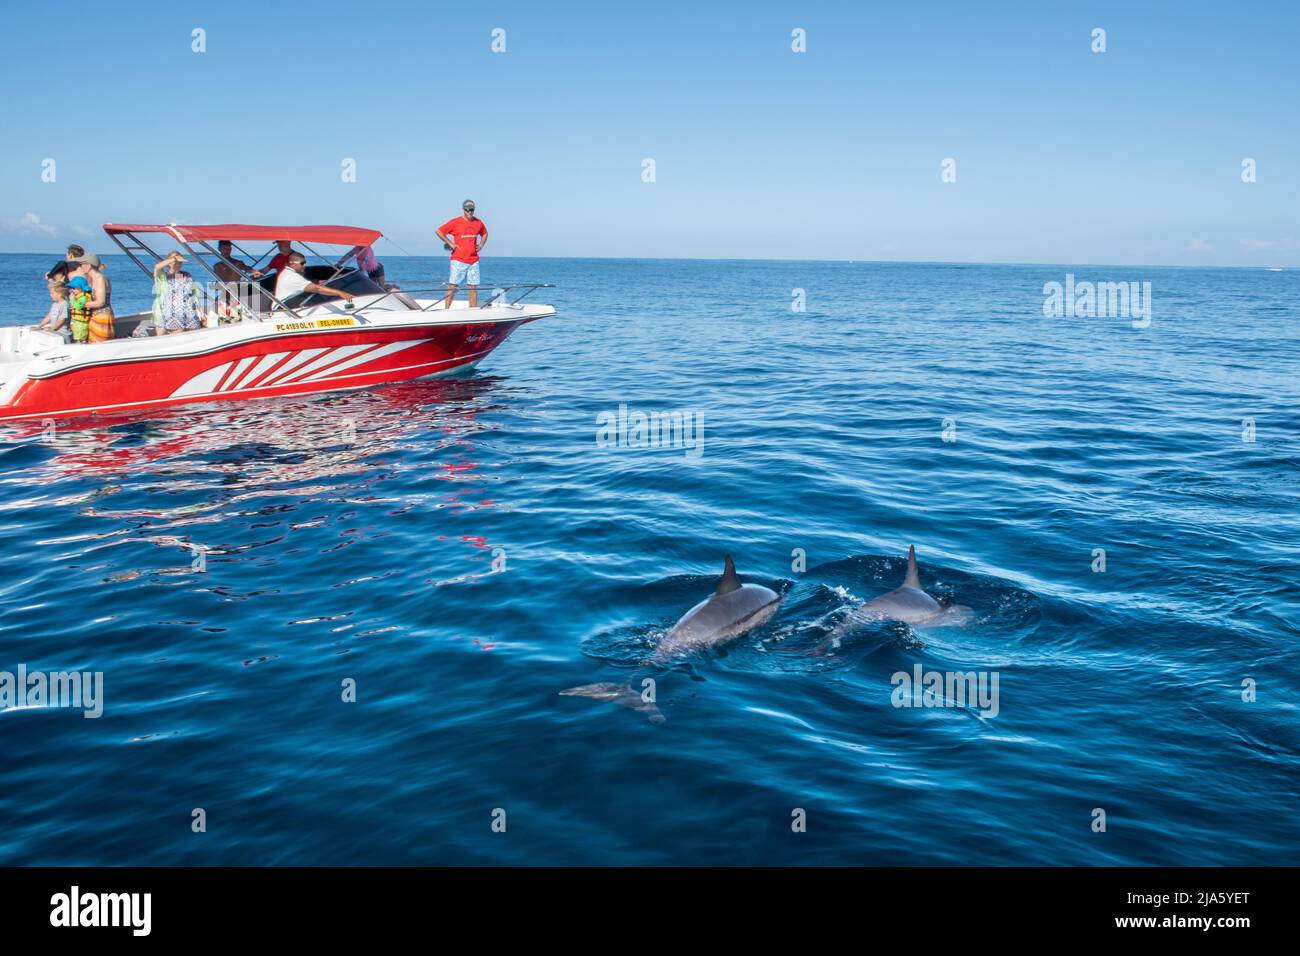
[0,253,1297,865]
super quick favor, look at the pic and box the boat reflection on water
[3,375,516,595]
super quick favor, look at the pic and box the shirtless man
[214,240,265,319]
[214,240,264,283]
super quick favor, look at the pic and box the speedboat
[0,223,554,422]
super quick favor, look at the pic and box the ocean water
[0,253,1297,865]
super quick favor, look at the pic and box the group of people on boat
[34,200,486,345]
[38,246,114,343]
[34,239,383,343]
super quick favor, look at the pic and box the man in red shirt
[435,200,488,308]
[266,240,294,274]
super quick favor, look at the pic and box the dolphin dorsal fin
[715,555,742,595]
[903,545,920,589]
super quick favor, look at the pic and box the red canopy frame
[102,223,386,320]
[103,223,382,247]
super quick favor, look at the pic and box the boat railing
[200,282,555,326]
[332,282,555,319]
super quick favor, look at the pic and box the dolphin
[818,546,970,652]
[560,555,781,724]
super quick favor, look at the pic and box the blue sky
[1,0,1296,265]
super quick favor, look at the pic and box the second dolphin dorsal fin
[903,545,921,589]
[715,555,742,595]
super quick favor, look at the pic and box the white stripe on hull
[270,343,379,386]
[252,347,329,388]
[221,355,260,391]
[231,351,291,390]
[169,339,434,398]
[296,339,431,383]
[173,362,232,397]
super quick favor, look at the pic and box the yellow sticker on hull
[273,317,358,332]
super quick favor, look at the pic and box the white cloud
[1183,238,1213,253]
[6,212,57,235]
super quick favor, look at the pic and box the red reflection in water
[2,375,517,601]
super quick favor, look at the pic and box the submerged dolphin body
[560,556,781,724]
[820,546,970,652]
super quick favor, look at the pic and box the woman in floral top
[149,252,206,334]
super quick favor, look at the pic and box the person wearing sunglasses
[274,253,356,307]
[434,200,488,309]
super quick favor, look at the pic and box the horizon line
[0,251,1292,271]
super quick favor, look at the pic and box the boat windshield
[272,266,387,310]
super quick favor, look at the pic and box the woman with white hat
[149,252,205,335]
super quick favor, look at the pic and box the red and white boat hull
[0,300,550,422]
